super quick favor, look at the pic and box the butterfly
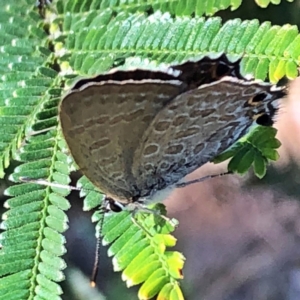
[59,54,286,211]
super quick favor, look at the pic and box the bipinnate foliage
[0,1,299,300]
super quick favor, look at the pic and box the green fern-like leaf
[55,0,295,17]
[0,4,55,178]
[103,206,184,300]
[214,126,281,178]
[0,131,71,300]
[60,10,299,82]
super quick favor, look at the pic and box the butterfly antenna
[175,171,233,188]
[90,199,107,287]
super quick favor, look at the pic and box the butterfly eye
[107,199,124,212]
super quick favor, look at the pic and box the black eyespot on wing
[256,114,274,126]
[252,92,268,103]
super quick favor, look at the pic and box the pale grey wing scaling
[59,80,185,202]
[132,77,285,194]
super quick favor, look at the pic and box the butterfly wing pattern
[59,54,286,205]
[60,79,184,201]
[133,77,284,197]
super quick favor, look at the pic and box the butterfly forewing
[59,79,185,201]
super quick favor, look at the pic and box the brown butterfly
[59,54,286,211]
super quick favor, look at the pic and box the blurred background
[1,1,300,300]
